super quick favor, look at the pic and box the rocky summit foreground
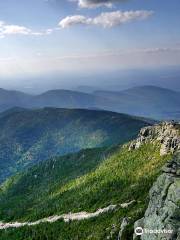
[134,154,180,240]
[132,122,180,240]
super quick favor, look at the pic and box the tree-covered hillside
[0,108,148,182]
[0,140,171,239]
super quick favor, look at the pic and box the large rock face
[129,122,180,156]
[134,154,180,240]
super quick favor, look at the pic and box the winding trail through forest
[0,205,117,230]
[0,200,135,230]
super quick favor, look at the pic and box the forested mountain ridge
[0,107,148,183]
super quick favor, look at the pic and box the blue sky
[0,0,180,89]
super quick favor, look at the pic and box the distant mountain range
[94,86,180,120]
[0,86,180,120]
[0,107,148,182]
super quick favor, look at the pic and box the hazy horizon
[0,66,180,94]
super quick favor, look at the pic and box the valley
[0,107,148,183]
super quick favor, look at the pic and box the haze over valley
[1,84,180,120]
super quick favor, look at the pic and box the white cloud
[2,25,32,35]
[0,21,54,38]
[59,10,154,28]
[77,0,113,8]
[59,15,91,28]
[93,10,154,27]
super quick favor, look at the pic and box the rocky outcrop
[129,122,180,156]
[118,217,130,240]
[133,153,180,240]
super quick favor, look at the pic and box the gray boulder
[133,153,180,240]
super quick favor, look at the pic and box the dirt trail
[0,200,135,230]
[0,205,117,230]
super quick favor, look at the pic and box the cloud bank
[59,10,154,28]
[1,46,180,79]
